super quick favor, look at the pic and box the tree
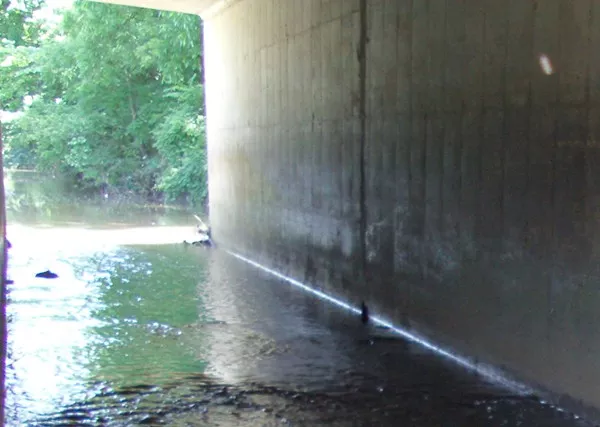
[3,1,207,205]
[0,0,47,111]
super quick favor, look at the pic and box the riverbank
[4,169,208,216]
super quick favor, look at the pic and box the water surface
[5,171,594,426]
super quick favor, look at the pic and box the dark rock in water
[5,279,13,284]
[35,270,58,279]
[5,239,11,249]
[213,387,229,398]
[183,235,213,248]
[360,301,369,324]
[193,239,212,247]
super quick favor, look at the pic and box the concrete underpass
[96,0,600,421]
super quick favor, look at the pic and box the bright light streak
[228,250,532,395]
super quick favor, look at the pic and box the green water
[5,171,213,424]
[79,247,210,385]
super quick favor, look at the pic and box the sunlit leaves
[0,43,41,110]
[0,0,45,47]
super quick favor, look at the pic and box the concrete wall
[204,0,600,416]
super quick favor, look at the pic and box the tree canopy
[1,0,207,205]
[1,0,45,47]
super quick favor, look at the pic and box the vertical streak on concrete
[584,0,593,244]
[551,0,592,392]
[529,0,558,356]
[358,0,367,276]
[589,0,600,264]
[438,1,448,236]
[504,0,533,257]
[441,0,462,285]
[424,0,446,280]
[459,0,483,262]
[539,1,560,304]
[411,0,428,286]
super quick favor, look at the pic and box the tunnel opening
[4,0,600,425]
[1,0,215,424]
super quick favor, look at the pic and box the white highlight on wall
[539,54,554,75]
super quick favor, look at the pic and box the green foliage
[0,44,40,110]
[1,1,207,206]
[2,120,36,168]
[0,0,45,47]
[5,100,70,171]
[153,88,207,205]
[0,1,46,109]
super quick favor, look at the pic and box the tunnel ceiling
[91,0,232,17]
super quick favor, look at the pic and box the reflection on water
[7,227,208,423]
[5,170,195,229]
[4,171,596,426]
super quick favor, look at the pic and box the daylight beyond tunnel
[97,0,600,420]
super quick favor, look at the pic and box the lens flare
[539,54,553,75]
